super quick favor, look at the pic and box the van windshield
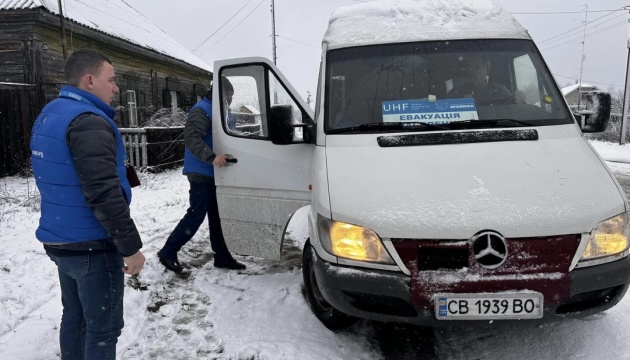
[325,39,572,134]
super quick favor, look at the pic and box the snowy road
[3,141,630,359]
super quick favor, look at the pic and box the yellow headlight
[318,215,394,264]
[330,222,380,260]
[581,213,630,261]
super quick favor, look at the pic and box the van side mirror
[576,91,611,133]
[268,104,314,145]
[269,105,295,145]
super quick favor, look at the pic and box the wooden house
[0,0,212,176]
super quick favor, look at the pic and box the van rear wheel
[302,243,356,330]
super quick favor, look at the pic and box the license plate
[435,292,543,320]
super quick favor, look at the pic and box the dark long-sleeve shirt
[66,114,142,257]
[184,107,216,183]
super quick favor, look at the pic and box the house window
[124,90,138,127]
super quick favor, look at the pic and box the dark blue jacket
[183,98,215,177]
[31,86,132,245]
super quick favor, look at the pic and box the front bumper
[313,250,630,326]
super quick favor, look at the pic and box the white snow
[2,140,630,359]
[561,83,598,96]
[324,0,529,49]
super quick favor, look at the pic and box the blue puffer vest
[183,97,214,177]
[30,86,131,244]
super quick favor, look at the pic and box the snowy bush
[584,114,630,144]
[143,108,187,127]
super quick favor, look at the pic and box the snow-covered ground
[1,140,630,359]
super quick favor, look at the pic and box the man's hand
[212,154,228,167]
[123,251,145,275]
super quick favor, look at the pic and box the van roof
[323,0,530,50]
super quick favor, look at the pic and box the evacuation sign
[382,98,479,124]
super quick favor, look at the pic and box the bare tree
[608,85,624,115]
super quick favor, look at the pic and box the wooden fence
[120,127,184,172]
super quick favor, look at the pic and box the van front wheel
[302,243,357,330]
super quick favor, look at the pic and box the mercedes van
[209,0,629,328]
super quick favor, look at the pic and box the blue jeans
[160,178,232,262]
[45,247,124,360]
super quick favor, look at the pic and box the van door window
[220,66,267,138]
[221,65,304,141]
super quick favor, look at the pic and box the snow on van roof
[323,0,530,50]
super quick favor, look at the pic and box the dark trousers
[160,178,232,263]
[45,248,124,360]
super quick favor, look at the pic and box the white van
[210,0,629,328]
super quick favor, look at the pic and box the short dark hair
[64,49,112,86]
[222,76,233,93]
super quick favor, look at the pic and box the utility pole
[577,5,588,111]
[271,0,277,65]
[57,0,68,60]
[620,5,630,144]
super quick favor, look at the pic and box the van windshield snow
[325,39,572,134]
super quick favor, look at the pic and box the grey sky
[124,0,630,100]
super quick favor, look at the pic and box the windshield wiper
[328,121,449,134]
[446,119,531,129]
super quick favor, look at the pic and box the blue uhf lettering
[383,103,409,112]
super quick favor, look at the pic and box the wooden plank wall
[31,12,211,127]
[0,85,39,177]
[0,8,212,177]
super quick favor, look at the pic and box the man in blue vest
[30,49,145,360]
[157,77,246,272]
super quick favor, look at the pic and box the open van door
[212,57,314,259]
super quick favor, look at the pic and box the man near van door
[30,48,145,360]
[157,77,246,272]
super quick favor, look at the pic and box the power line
[192,0,255,53]
[541,12,625,43]
[539,20,628,51]
[554,73,623,88]
[538,12,627,46]
[199,0,267,57]
[540,20,627,50]
[277,35,320,49]
[513,9,626,15]
[226,35,271,57]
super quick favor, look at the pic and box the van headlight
[580,213,630,261]
[317,215,394,264]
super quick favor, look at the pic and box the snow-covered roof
[561,83,598,96]
[324,0,530,50]
[0,0,211,72]
[237,104,260,115]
